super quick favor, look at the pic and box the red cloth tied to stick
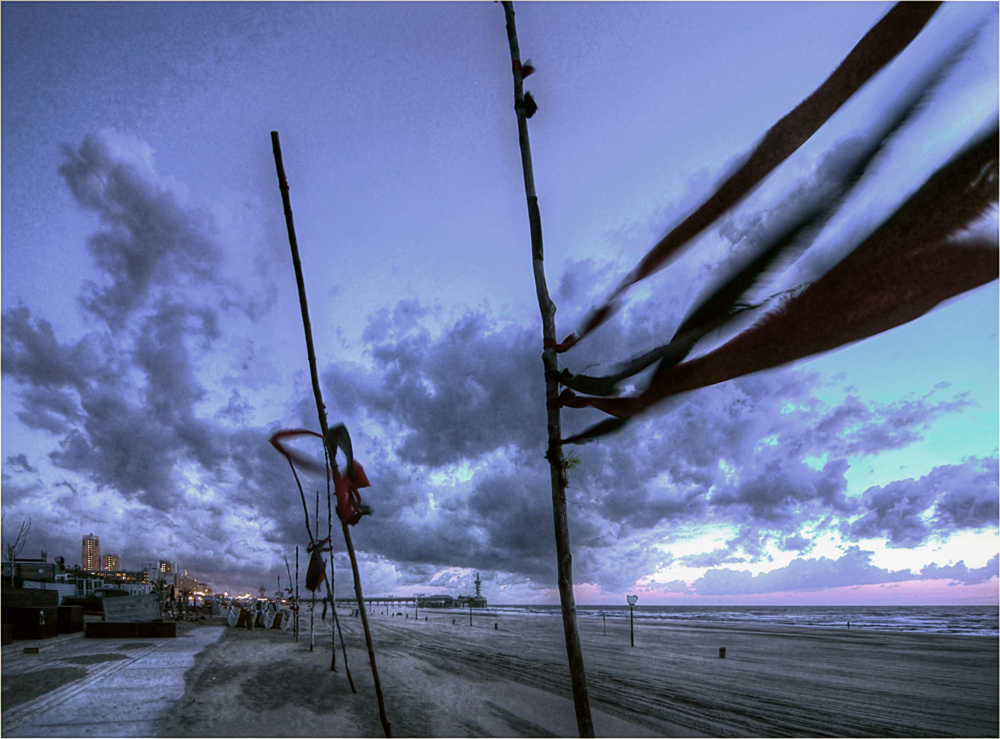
[332,463,371,526]
[305,537,331,592]
[269,428,373,526]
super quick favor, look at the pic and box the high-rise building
[82,534,101,571]
[158,560,174,575]
[102,554,120,572]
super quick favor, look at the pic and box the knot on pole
[514,92,538,118]
[513,59,536,77]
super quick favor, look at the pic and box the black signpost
[627,595,638,647]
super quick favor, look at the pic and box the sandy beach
[159,607,998,737]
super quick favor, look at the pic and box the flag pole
[271,131,392,737]
[500,4,594,736]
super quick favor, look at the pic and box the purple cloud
[842,458,999,547]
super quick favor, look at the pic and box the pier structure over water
[335,573,488,610]
[336,594,486,611]
[336,596,418,608]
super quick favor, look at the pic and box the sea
[483,605,998,636]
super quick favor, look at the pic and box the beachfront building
[82,534,100,571]
[159,560,178,575]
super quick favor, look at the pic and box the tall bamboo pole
[326,448,336,670]
[295,546,300,642]
[271,131,392,738]
[324,445,355,689]
[311,489,318,652]
[501,4,594,736]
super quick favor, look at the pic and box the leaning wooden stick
[325,446,336,671]
[324,447,355,688]
[283,554,294,633]
[500,4,595,736]
[295,546,300,642]
[325,559,355,691]
[271,130,392,737]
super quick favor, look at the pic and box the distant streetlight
[415,593,424,620]
[627,595,638,647]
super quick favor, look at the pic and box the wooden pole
[323,445,356,690]
[327,448,336,669]
[295,546,300,642]
[500,5,594,736]
[284,554,295,634]
[271,131,392,738]
[326,567,355,692]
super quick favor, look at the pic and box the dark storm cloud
[58,132,222,330]
[710,458,853,527]
[6,454,37,474]
[1,306,103,389]
[4,124,992,594]
[16,386,83,434]
[307,284,992,588]
[0,477,43,507]
[2,132,266,518]
[348,461,584,580]
[691,547,915,595]
[3,305,220,511]
[841,457,999,548]
[323,303,546,467]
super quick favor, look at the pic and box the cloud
[692,547,916,595]
[323,304,546,467]
[777,533,813,554]
[2,131,276,520]
[691,546,1000,597]
[1,128,992,596]
[920,554,999,586]
[5,454,37,474]
[58,130,223,330]
[1,306,108,390]
[313,290,990,590]
[842,457,999,547]
[710,458,853,527]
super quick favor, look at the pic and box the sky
[2,2,997,605]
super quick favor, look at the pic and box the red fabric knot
[544,334,579,353]
[546,389,578,410]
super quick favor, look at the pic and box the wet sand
[161,607,998,737]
